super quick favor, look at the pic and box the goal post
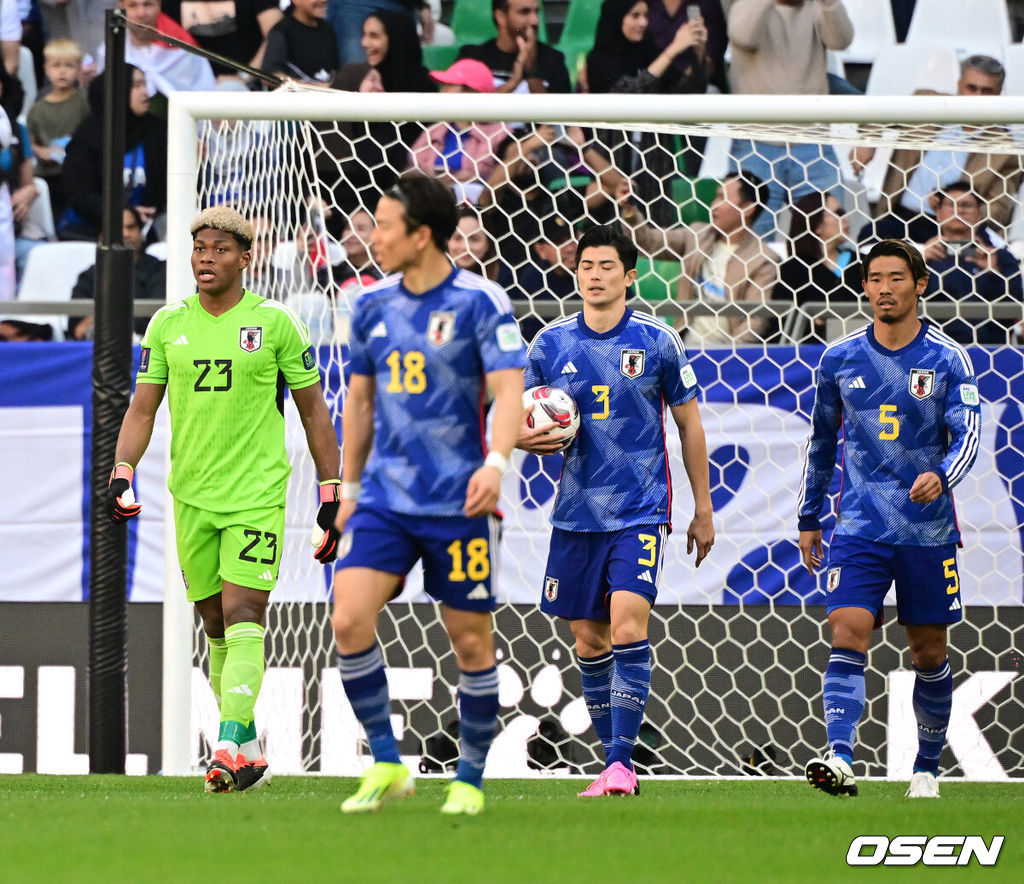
[160,90,1024,779]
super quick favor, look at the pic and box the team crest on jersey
[826,567,841,593]
[427,311,456,347]
[239,326,263,353]
[544,576,559,602]
[909,368,935,399]
[620,349,645,378]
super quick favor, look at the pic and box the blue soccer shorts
[825,534,964,626]
[541,524,668,621]
[336,505,500,612]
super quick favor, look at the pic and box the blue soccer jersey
[525,308,699,532]
[799,322,981,545]
[348,267,526,516]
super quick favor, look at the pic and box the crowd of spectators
[2,0,1024,351]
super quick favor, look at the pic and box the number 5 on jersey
[878,404,899,440]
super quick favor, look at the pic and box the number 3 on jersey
[386,350,427,393]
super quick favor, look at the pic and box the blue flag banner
[1,343,1021,606]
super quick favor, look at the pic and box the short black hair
[861,239,928,283]
[722,171,768,223]
[386,171,459,253]
[937,180,981,208]
[123,204,143,229]
[575,223,637,271]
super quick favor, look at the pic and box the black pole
[89,8,135,774]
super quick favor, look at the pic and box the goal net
[161,90,1024,780]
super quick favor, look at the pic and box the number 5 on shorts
[943,557,959,595]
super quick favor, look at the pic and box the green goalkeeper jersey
[137,290,321,512]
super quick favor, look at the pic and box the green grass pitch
[0,776,1021,882]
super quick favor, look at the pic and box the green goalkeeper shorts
[173,499,286,602]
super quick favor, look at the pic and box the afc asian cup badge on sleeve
[827,567,841,593]
[909,368,934,399]
[239,326,263,352]
[544,576,559,602]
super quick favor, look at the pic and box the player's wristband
[319,479,341,503]
[484,451,509,474]
[341,481,362,501]
[111,462,134,483]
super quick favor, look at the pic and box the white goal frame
[161,91,1024,777]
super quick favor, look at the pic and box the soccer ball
[522,385,580,453]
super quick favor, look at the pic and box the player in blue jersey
[330,172,526,816]
[519,223,715,798]
[799,239,981,799]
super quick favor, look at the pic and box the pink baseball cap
[430,59,495,94]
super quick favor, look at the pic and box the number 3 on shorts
[638,533,657,567]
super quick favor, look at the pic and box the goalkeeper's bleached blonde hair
[190,206,254,249]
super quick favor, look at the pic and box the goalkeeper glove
[108,462,142,522]
[312,479,341,563]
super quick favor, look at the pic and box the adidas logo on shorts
[258,569,274,582]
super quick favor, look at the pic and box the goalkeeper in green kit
[107,207,342,793]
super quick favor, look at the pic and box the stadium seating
[285,291,336,347]
[422,43,461,73]
[17,241,97,340]
[556,0,601,88]
[270,238,345,271]
[672,176,719,225]
[865,45,961,95]
[145,241,169,260]
[1001,44,1024,96]
[838,0,896,65]
[904,0,1011,55]
[633,256,679,304]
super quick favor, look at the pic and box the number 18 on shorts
[336,505,501,611]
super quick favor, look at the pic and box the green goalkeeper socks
[207,636,227,708]
[218,622,266,746]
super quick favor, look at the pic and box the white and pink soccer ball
[522,385,580,453]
